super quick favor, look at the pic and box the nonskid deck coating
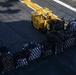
[0,0,76,75]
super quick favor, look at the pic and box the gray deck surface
[0,0,76,75]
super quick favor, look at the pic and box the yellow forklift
[21,0,67,33]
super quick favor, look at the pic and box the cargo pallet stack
[0,39,76,73]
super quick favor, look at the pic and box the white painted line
[28,0,31,1]
[27,5,36,11]
[53,14,58,17]
[19,0,60,18]
[20,0,30,3]
[19,0,24,3]
[53,0,76,12]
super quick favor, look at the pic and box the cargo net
[0,46,14,73]
[60,30,76,48]
[64,37,75,48]
[22,42,41,61]
[64,18,76,48]
[12,42,41,68]
[0,32,76,73]
[47,30,76,55]
[40,40,52,57]
[48,32,64,55]
[13,50,28,68]
[57,30,76,49]
[0,42,53,73]
[68,18,76,31]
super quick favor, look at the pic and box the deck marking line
[53,0,76,12]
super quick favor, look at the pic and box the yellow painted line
[20,0,42,11]
[20,0,60,20]
[34,3,42,8]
